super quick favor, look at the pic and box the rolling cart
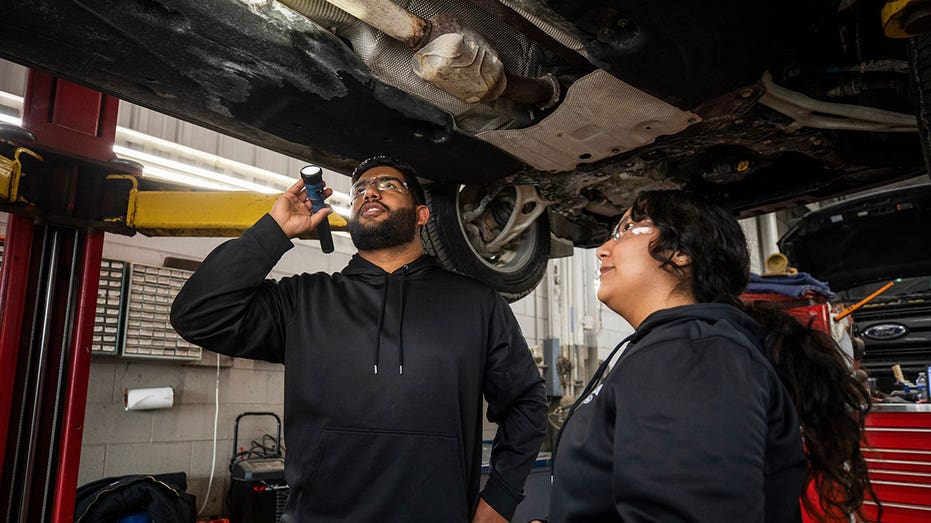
[227,412,288,523]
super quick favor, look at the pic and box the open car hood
[778,184,931,291]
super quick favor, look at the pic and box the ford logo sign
[863,324,909,340]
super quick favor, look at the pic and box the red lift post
[0,71,116,522]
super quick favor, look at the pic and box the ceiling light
[140,165,242,191]
[113,145,280,194]
[117,127,294,186]
[0,89,354,202]
[0,113,22,126]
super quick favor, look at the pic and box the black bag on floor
[74,471,196,523]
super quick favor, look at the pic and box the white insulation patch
[478,70,700,172]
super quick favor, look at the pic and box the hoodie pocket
[305,426,469,522]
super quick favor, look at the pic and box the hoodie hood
[341,254,443,374]
[341,252,442,279]
[633,303,769,353]
[555,302,769,460]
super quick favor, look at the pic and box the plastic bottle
[916,372,928,401]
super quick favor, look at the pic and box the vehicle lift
[0,70,344,522]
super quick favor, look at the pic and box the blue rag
[746,272,835,300]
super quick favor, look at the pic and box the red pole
[51,229,104,523]
[0,214,35,476]
[13,71,119,523]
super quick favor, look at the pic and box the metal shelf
[121,263,201,361]
[91,258,127,355]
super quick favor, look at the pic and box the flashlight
[300,165,334,254]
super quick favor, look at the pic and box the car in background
[780,183,931,390]
[2,1,931,299]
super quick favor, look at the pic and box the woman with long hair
[545,190,876,522]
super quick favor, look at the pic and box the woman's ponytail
[742,302,879,520]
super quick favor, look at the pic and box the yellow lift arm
[0,145,346,239]
[109,175,348,238]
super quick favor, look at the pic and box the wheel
[422,183,550,302]
[909,33,931,179]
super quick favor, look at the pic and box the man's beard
[349,205,419,251]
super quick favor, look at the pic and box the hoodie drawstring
[373,267,409,375]
[398,267,407,375]
[374,273,389,374]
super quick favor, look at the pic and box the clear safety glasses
[610,219,654,241]
[350,176,411,201]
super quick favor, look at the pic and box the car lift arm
[0,147,347,238]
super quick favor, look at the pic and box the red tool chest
[861,411,931,523]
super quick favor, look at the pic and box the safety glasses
[610,219,654,241]
[350,176,411,201]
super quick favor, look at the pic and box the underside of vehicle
[1,0,929,298]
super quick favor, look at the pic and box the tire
[909,33,931,180]
[422,183,550,302]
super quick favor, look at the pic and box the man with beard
[170,156,547,523]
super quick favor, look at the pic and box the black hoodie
[549,303,806,523]
[170,214,547,522]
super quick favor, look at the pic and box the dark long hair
[629,189,878,519]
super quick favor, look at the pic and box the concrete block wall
[78,355,285,516]
[80,230,338,517]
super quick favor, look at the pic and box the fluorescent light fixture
[141,165,242,191]
[0,89,354,202]
[0,91,23,109]
[113,145,280,194]
[117,127,294,186]
[0,113,21,126]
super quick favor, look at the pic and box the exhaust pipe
[321,0,560,107]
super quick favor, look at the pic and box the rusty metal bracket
[0,146,43,203]
[104,174,139,226]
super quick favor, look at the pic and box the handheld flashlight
[300,165,334,254]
